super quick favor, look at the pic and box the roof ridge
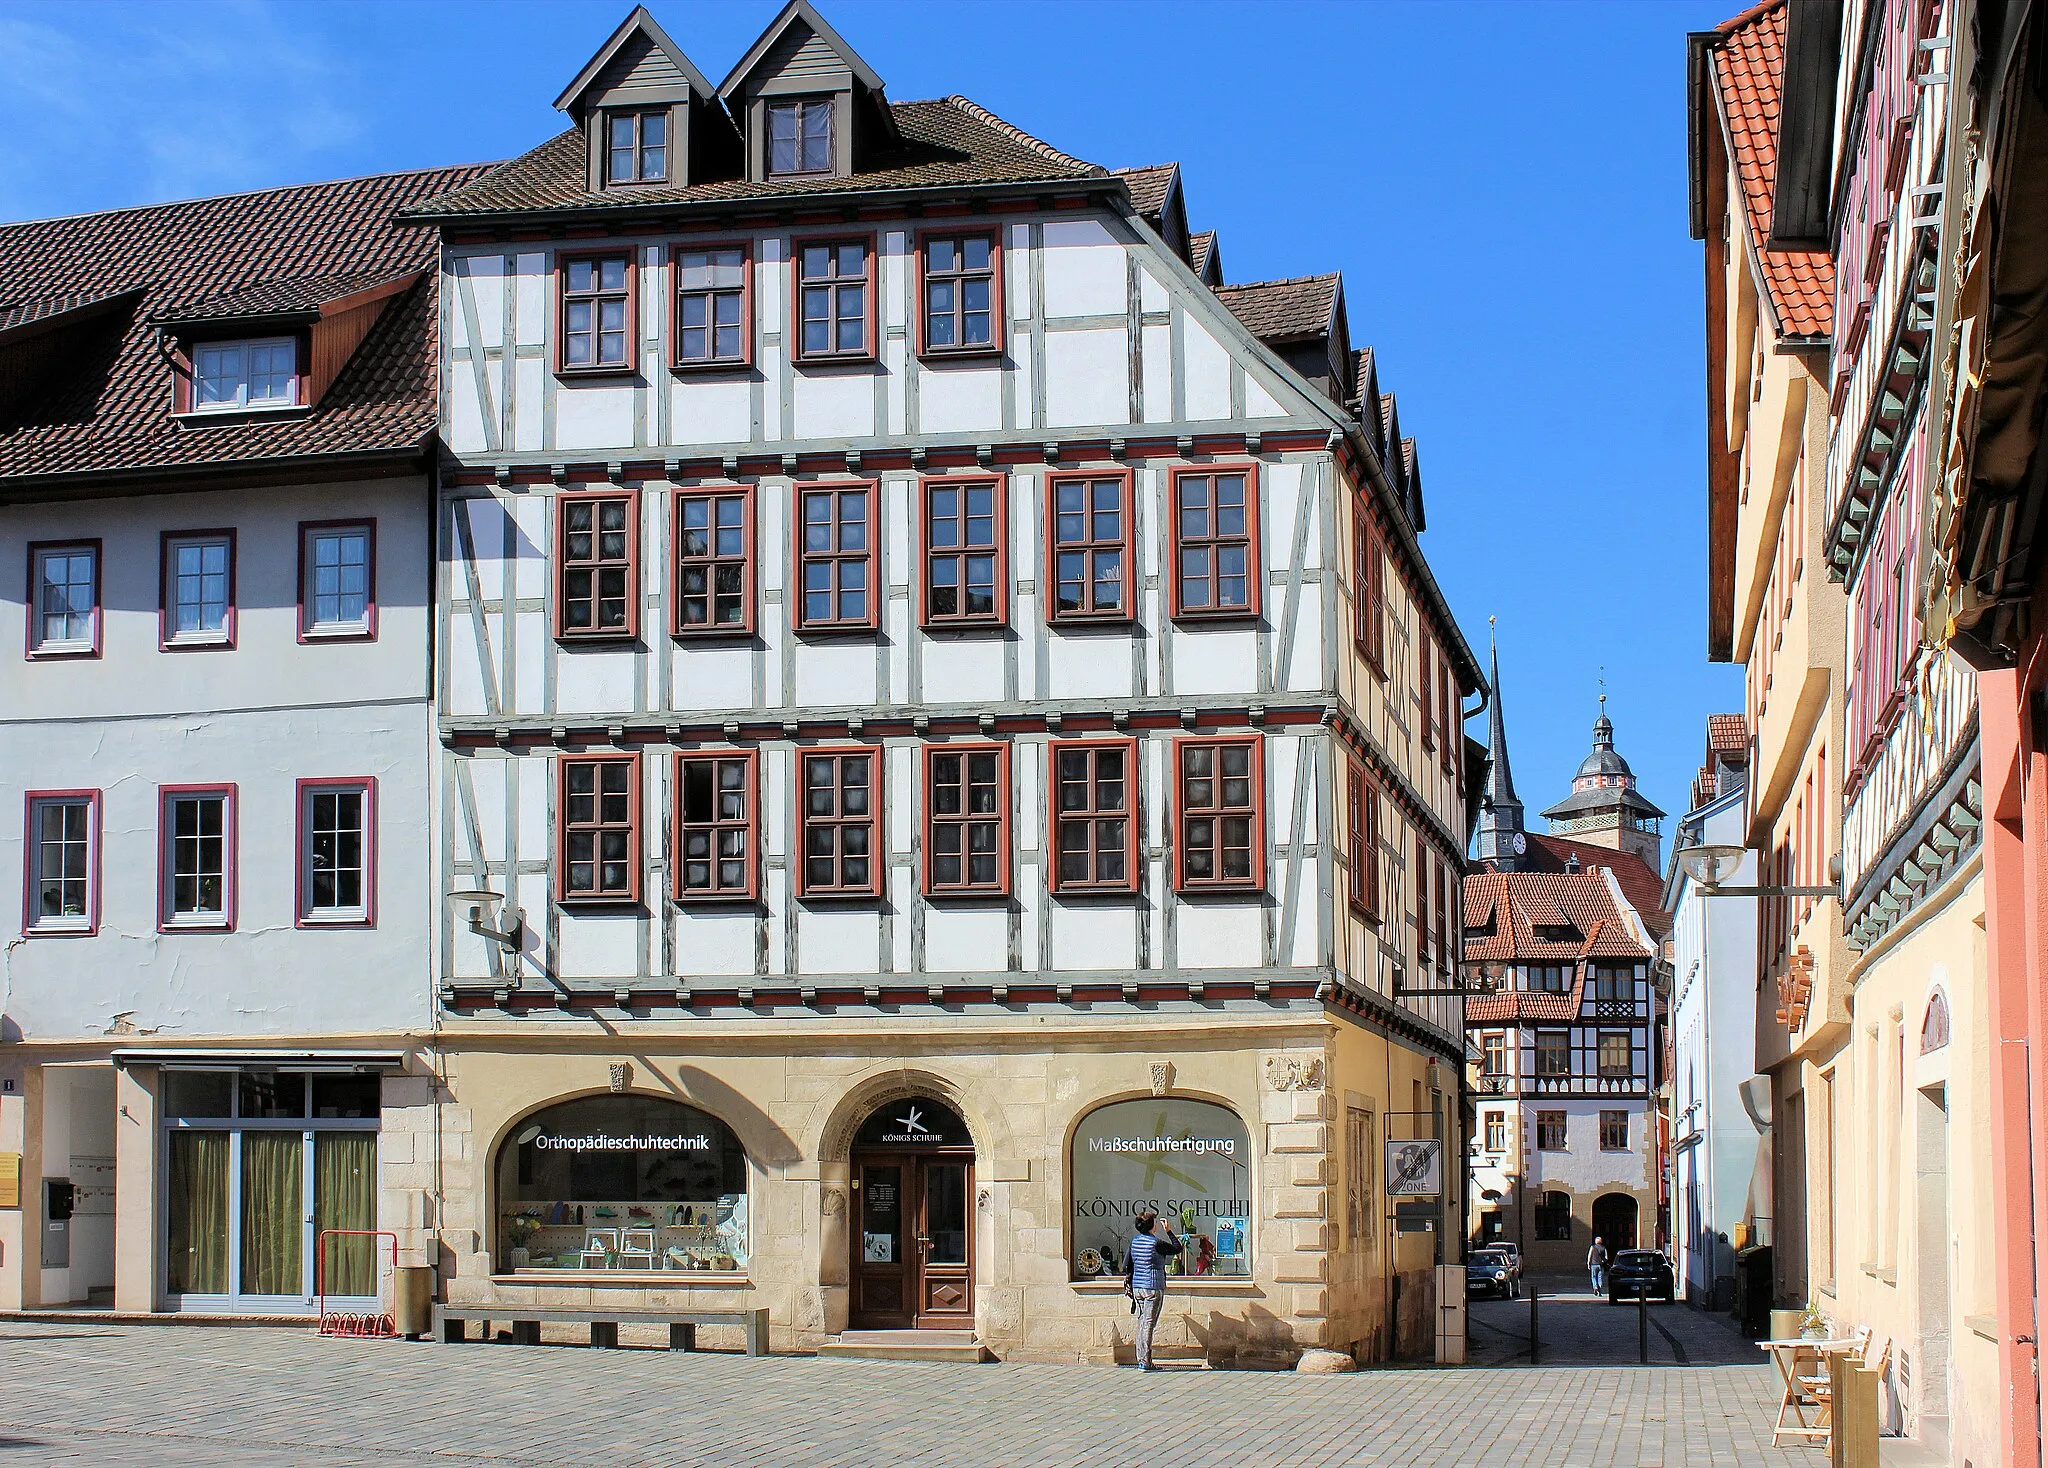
[1111,162,1177,177]
[1215,272,1340,291]
[936,95,1103,175]
[0,161,497,236]
[1714,0,1786,37]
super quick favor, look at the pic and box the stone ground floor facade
[0,1000,1461,1368]
[1466,1096,1659,1276]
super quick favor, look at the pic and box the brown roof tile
[0,163,493,486]
[1188,229,1218,281]
[1517,836,1670,939]
[408,96,1106,220]
[150,268,419,326]
[1708,0,1833,336]
[1213,273,1339,345]
[1707,713,1748,751]
[1112,163,1177,220]
[1462,869,1654,1023]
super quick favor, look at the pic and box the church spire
[1474,621,1528,869]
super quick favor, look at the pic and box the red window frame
[919,475,1008,629]
[1414,832,1433,972]
[670,239,753,371]
[1168,464,1261,620]
[922,743,1011,897]
[21,789,101,937]
[297,519,378,643]
[1418,617,1435,752]
[158,529,238,652]
[556,249,638,375]
[1172,736,1264,893]
[1354,508,1384,677]
[915,228,1004,358]
[672,485,754,637]
[156,783,238,933]
[674,750,759,903]
[555,490,640,641]
[24,539,103,661]
[1048,737,1140,895]
[798,746,883,898]
[1046,469,1136,624]
[295,777,378,929]
[792,480,880,633]
[1433,857,1451,978]
[1348,761,1381,921]
[789,234,876,363]
[1440,652,1458,774]
[558,753,642,905]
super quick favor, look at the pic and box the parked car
[1466,1247,1521,1299]
[1606,1249,1677,1304]
[1490,1241,1523,1273]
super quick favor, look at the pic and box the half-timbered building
[404,2,1481,1365]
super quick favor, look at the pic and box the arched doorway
[849,1097,975,1330]
[1591,1192,1639,1251]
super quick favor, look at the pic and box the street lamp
[1672,844,1838,899]
[449,885,523,951]
[1397,959,1507,999]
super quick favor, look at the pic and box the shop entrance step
[816,1329,994,1363]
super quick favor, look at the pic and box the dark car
[1606,1248,1676,1304]
[1466,1247,1520,1299]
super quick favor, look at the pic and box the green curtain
[239,1133,304,1296]
[166,1131,229,1295]
[314,1133,378,1297]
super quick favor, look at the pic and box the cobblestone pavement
[0,1315,1806,1467]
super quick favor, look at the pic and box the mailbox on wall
[41,1179,73,1269]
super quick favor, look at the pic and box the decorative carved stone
[1265,1055,1326,1092]
[608,1062,631,1092]
[820,1186,847,1220]
[1149,1061,1174,1096]
[977,1187,992,1212]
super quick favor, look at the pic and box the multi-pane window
[673,488,751,635]
[1593,967,1636,1003]
[192,338,297,410]
[1355,510,1385,673]
[1414,834,1432,971]
[560,756,639,902]
[1177,738,1260,891]
[1051,741,1136,893]
[923,478,1004,626]
[1528,964,1571,994]
[676,753,756,901]
[25,793,95,933]
[795,240,868,358]
[301,523,373,638]
[1535,1190,1572,1239]
[1535,1112,1568,1151]
[1534,1031,1570,1077]
[1484,1112,1506,1151]
[674,246,747,367]
[925,746,1007,896]
[29,543,98,655]
[1439,652,1458,771]
[800,750,880,897]
[161,788,232,929]
[796,484,876,630]
[1049,473,1132,621]
[1419,620,1435,751]
[606,109,668,184]
[560,254,632,371]
[767,98,834,175]
[300,781,372,924]
[163,533,234,647]
[1481,1033,1505,1076]
[1171,468,1258,618]
[1348,763,1380,918]
[1598,1031,1633,1078]
[557,494,637,638]
[1600,1110,1629,1151]
[921,234,997,353]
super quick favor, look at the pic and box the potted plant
[1799,1298,1830,1340]
[505,1213,541,1270]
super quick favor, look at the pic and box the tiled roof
[150,269,419,326]
[1708,0,1833,335]
[1708,713,1748,751]
[1189,229,1218,281]
[1112,163,1177,220]
[0,163,493,486]
[0,288,137,339]
[1213,274,1339,345]
[1522,835,1671,939]
[408,96,1107,220]
[1462,869,1653,1023]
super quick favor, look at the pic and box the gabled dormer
[718,0,898,183]
[1113,164,1191,261]
[1379,393,1406,503]
[1403,438,1426,532]
[1352,348,1383,459]
[555,6,738,193]
[1190,230,1223,288]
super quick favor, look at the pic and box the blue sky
[0,0,1745,848]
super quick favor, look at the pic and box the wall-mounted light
[449,886,523,952]
[1674,844,1838,899]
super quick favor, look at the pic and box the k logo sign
[895,1105,931,1136]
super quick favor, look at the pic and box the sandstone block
[1295,1348,1356,1374]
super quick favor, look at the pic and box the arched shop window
[1068,1097,1251,1282]
[496,1095,748,1274]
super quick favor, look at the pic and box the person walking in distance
[1125,1208,1184,1370]
[1586,1235,1610,1296]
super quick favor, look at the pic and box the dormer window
[767,98,834,175]
[605,110,669,185]
[193,337,298,411]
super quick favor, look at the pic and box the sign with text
[1068,1098,1251,1280]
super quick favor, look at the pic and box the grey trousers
[1132,1288,1164,1366]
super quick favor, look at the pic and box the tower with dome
[1537,700,1667,873]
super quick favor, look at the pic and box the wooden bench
[433,1303,769,1356]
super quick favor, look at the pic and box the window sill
[1173,609,1261,626]
[674,893,761,908]
[1071,1278,1260,1295]
[161,636,234,653]
[1049,887,1141,901]
[23,923,93,938]
[1965,1312,1997,1342]
[555,630,640,645]
[1048,614,1139,630]
[672,624,756,641]
[791,622,880,638]
[26,644,97,661]
[555,365,638,380]
[670,358,753,376]
[793,352,877,369]
[918,345,1004,364]
[173,405,310,427]
[796,891,884,904]
[300,625,375,644]
[298,914,373,930]
[159,919,233,934]
[922,888,1011,903]
[491,1272,751,1287]
[920,618,1009,635]
[558,897,645,912]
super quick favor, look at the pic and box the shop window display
[496,1095,749,1274]
[1068,1097,1252,1282]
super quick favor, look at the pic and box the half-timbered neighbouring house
[0,162,490,1314]
[405,2,1482,1364]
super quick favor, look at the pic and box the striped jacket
[1127,1228,1184,1291]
